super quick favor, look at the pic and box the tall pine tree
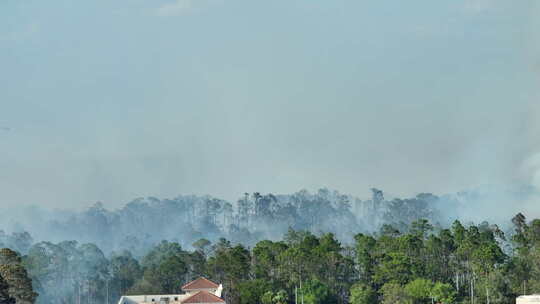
[0,249,37,304]
[0,274,15,304]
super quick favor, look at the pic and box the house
[117,277,225,304]
[517,295,540,303]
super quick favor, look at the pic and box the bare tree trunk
[471,273,474,304]
[301,279,304,304]
[470,274,474,304]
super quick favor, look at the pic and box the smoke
[526,154,540,189]
[1,0,539,210]
[1,185,539,257]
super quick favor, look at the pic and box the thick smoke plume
[1,186,539,255]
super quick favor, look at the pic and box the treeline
[1,188,484,255]
[3,186,537,257]
[2,214,540,304]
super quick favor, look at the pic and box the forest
[1,186,536,255]
[1,214,540,304]
[0,188,539,304]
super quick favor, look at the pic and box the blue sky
[1,0,539,208]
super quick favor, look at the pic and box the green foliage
[237,279,274,304]
[208,243,251,283]
[9,214,540,304]
[404,278,433,304]
[131,241,189,294]
[430,282,456,304]
[299,279,335,304]
[261,291,274,304]
[207,241,251,304]
[141,241,185,269]
[156,255,188,292]
[354,234,376,283]
[272,290,288,304]
[410,219,433,240]
[381,283,410,304]
[349,283,376,304]
[374,252,412,285]
[110,251,143,296]
[24,241,112,304]
[252,240,287,281]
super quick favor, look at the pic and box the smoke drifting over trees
[0,186,540,304]
[1,186,539,256]
[4,213,540,304]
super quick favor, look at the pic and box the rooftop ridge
[182,277,219,290]
[181,291,225,304]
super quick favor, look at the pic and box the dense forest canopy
[2,215,540,304]
[0,186,540,303]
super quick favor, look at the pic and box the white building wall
[517,295,540,304]
[118,294,189,304]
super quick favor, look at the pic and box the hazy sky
[1,0,539,209]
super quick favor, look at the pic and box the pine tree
[0,249,37,304]
[0,274,15,304]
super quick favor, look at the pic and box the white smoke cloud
[522,153,540,191]
[155,0,221,16]
[156,0,194,16]
[462,0,498,14]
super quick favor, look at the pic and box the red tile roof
[182,277,219,290]
[181,291,225,304]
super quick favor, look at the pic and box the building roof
[182,277,219,290]
[182,291,225,304]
